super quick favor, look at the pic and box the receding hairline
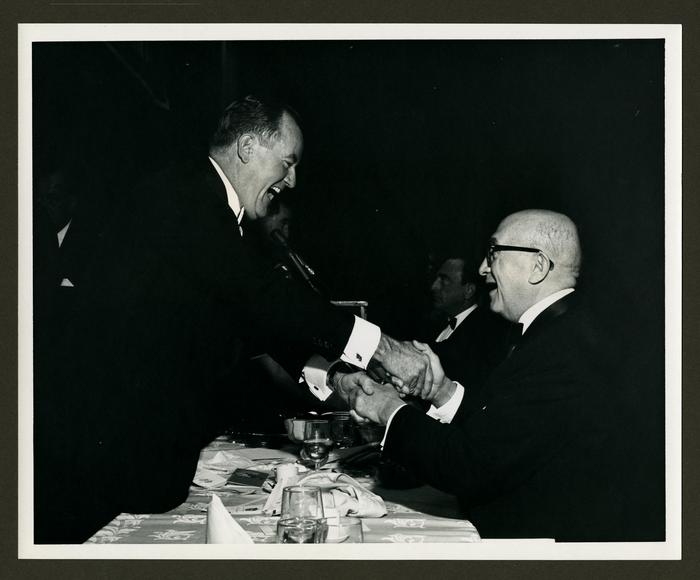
[499,210,575,242]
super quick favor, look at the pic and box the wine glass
[302,419,334,471]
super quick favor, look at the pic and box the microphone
[270,228,291,250]
[270,229,326,297]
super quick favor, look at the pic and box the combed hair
[209,95,299,151]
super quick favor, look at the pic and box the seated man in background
[334,209,628,541]
[429,251,509,396]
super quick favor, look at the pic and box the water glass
[280,485,325,519]
[325,516,364,543]
[331,414,356,448]
[276,517,325,544]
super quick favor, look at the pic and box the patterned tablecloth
[87,438,480,545]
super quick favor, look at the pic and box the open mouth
[485,281,498,295]
[267,185,282,199]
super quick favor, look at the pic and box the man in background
[429,252,509,392]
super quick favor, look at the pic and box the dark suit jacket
[34,159,354,542]
[432,305,510,400]
[383,293,628,541]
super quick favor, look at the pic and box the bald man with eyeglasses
[334,209,630,542]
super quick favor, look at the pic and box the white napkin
[262,462,301,515]
[206,493,254,544]
[193,449,257,489]
[297,471,387,518]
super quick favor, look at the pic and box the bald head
[479,209,582,322]
[499,209,581,286]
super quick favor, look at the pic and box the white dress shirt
[302,318,382,401]
[58,218,75,287]
[209,157,245,234]
[518,288,575,334]
[434,303,478,342]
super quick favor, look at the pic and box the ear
[236,134,256,164]
[463,282,477,301]
[528,253,550,285]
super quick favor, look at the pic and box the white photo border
[17,22,682,560]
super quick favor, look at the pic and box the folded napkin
[206,493,254,544]
[295,472,387,518]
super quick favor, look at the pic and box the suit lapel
[465,293,575,414]
[518,292,573,348]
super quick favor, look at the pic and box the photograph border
[16,22,682,562]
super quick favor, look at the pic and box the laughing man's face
[241,112,303,220]
[478,224,534,322]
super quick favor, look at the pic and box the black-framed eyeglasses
[486,240,555,270]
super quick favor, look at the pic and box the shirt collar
[451,303,478,328]
[208,156,245,225]
[518,288,575,334]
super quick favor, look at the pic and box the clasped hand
[334,341,454,425]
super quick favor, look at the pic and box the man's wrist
[327,360,355,391]
[430,376,457,408]
[377,398,406,426]
[370,333,392,365]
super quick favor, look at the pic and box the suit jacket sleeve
[383,345,593,504]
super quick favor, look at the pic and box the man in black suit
[429,254,509,392]
[336,210,628,541]
[33,96,431,543]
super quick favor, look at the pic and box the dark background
[31,39,665,538]
[32,39,665,329]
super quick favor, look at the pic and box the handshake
[329,335,457,426]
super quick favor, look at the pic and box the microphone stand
[270,229,328,298]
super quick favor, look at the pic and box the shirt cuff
[301,354,333,401]
[340,316,381,370]
[426,382,464,424]
[379,403,408,449]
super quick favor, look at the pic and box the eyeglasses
[486,240,555,270]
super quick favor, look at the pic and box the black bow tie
[448,317,457,330]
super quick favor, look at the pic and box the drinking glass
[325,516,364,543]
[331,413,356,449]
[280,485,325,519]
[302,419,334,470]
[276,517,325,544]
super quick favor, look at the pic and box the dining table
[86,433,481,545]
